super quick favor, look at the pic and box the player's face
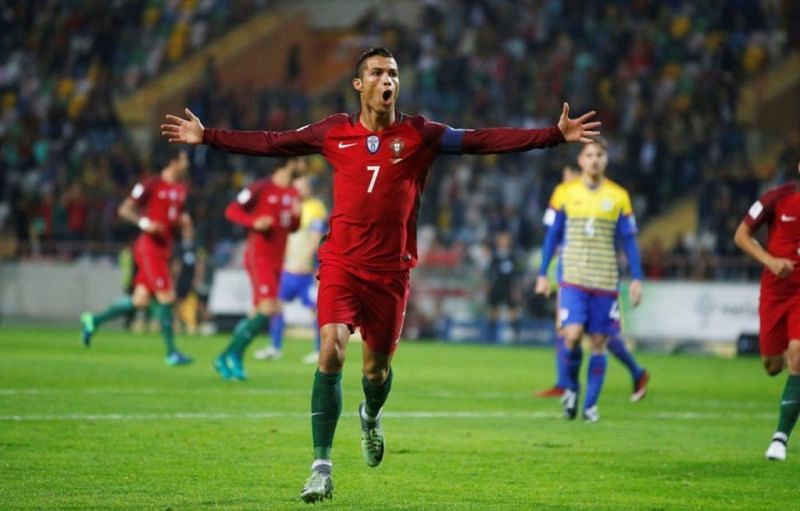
[172,151,189,179]
[353,56,399,114]
[578,144,608,178]
[293,176,311,198]
[289,157,308,178]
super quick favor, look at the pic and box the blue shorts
[558,285,620,335]
[278,271,316,308]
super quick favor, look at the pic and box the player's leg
[80,268,146,346]
[219,298,276,380]
[559,287,588,419]
[535,297,568,398]
[582,294,618,422]
[769,339,800,461]
[606,330,649,401]
[153,288,191,366]
[583,333,609,423]
[764,304,796,460]
[301,265,359,503]
[355,271,407,468]
[255,271,293,360]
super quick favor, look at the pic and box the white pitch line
[0,410,775,422]
[0,388,773,410]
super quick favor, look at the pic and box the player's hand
[629,279,643,308]
[138,217,163,234]
[534,275,552,297]
[253,216,274,232]
[767,257,794,278]
[557,102,601,144]
[161,108,205,145]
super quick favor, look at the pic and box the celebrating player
[535,165,649,401]
[213,158,303,381]
[80,150,194,366]
[253,175,328,364]
[161,47,601,502]
[734,158,800,461]
[535,141,643,422]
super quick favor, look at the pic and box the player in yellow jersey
[535,141,644,421]
[535,166,650,401]
[253,175,328,363]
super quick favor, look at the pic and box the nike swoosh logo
[338,141,357,149]
[311,412,325,416]
[781,215,797,222]
[781,400,798,406]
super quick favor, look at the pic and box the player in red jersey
[80,150,194,366]
[735,159,800,462]
[213,157,304,381]
[161,47,601,502]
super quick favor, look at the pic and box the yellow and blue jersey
[539,177,642,293]
[284,197,328,274]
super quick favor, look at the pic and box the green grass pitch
[0,326,796,510]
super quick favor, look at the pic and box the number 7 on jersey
[366,165,381,193]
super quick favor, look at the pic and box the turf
[0,326,795,510]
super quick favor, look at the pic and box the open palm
[161,108,205,145]
[557,102,601,143]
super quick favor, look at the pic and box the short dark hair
[354,47,394,78]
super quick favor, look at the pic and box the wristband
[138,217,152,231]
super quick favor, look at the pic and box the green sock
[362,367,393,418]
[93,296,135,327]
[777,374,800,437]
[225,313,269,358]
[152,302,176,355]
[312,369,342,460]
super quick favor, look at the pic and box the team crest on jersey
[390,138,405,157]
[367,135,380,154]
[282,194,291,205]
[601,198,613,211]
[268,195,278,204]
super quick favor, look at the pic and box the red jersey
[225,178,301,268]
[131,177,188,255]
[743,182,800,296]
[205,112,565,271]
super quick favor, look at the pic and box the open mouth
[382,89,393,102]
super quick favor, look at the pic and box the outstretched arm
[441,103,601,155]
[161,108,333,156]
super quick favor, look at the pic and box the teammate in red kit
[213,158,304,381]
[735,158,800,462]
[80,150,193,366]
[161,47,601,502]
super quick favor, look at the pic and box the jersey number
[366,165,381,193]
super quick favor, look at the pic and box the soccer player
[161,47,600,502]
[253,175,328,364]
[535,141,643,422]
[535,165,649,401]
[80,150,193,366]
[734,158,800,461]
[213,158,303,381]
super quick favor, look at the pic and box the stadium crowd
[1,0,799,289]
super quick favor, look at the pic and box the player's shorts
[133,242,172,294]
[317,264,410,355]
[279,271,316,308]
[488,283,517,308]
[558,285,620,335]
[244,249,281,304]
[758,292,800,357]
